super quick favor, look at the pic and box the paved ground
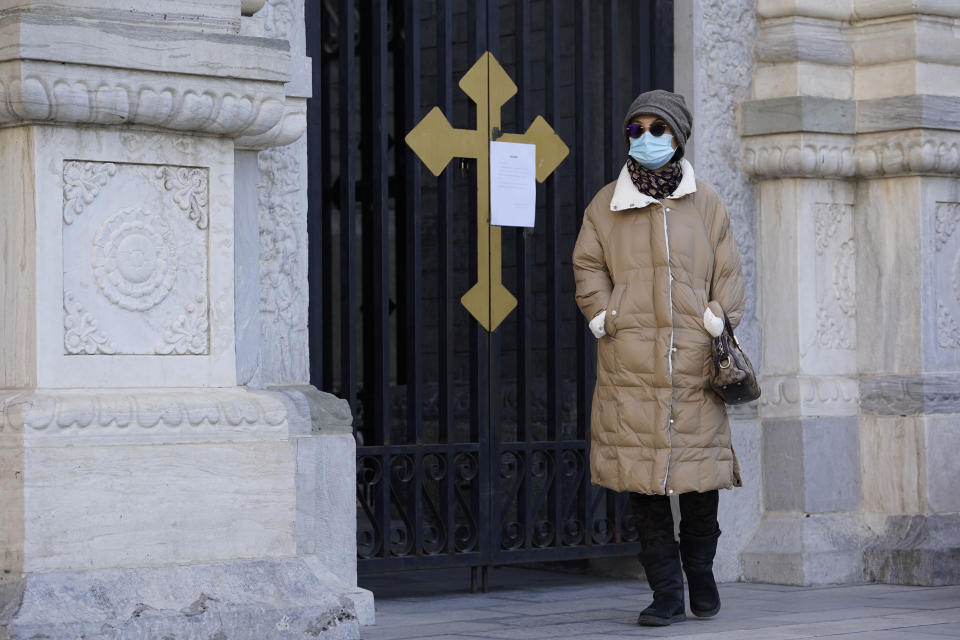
[358,566,960,639]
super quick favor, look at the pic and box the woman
[572,90,746,627]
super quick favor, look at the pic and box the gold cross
[405,51,569,332]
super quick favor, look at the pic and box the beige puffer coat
[572,159,746,495]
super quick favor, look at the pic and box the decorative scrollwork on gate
[389,455,417,556]
[558,449,586,546]
[421,453,448,555]
[453,452,480,552]
[356,455,383,559]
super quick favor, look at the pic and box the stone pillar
[0,1,370,637]
[673,0,763,582]
[740,0,960,585]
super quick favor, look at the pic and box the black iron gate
[305,0,674,581]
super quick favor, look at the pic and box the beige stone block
[855,177,923,374]
[924,416,960,514]
[0,127,36,388]
[860,416,926,514]
[853,13,960,66]
[0,9,289,82]
[0,439,24,581]
[758,179,801,375]
[0,0,238,20]
[22,440,297,572]
[855,62,960,99]
[753,62,854,99]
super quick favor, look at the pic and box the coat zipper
[662,202,674,494]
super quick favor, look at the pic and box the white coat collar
[609,158,697,212]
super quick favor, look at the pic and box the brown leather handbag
[710,313,761,405]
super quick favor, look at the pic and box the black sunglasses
[626,122,668,138]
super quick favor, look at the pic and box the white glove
[703,306,724,337]
[589,310,607,339]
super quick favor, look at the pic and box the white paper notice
[490,141,536,227]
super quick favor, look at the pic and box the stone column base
[864,515,960,586]
[740,512,865,585]
[1,557,372,640]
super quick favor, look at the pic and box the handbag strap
[721,310,741,348]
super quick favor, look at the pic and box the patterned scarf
[627,157,683,200]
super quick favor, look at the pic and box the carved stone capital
[855,129,960,178]
[742,130,960,178]
[0,60,287,139]
[235,97,307,150]
[741,132,857,178]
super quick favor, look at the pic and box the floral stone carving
[63,291,117,355]
[62,160,209,356]
[156,166,209,229]
[63,161,117,224]
[92,208,178,312]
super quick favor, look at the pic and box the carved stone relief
[63,161,117,224]
[257,139,309,383]
[814,203,856,350]
[63,291,116,355]
[935,202,960,349]
[61,160,210,356]
[0,61,286,139]
[695,0,759,357]
[253,0,310,384]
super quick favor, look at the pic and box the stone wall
[734,0,960,585]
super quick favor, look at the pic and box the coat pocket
[603,283,627,338]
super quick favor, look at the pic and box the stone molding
[742,95,960,137]
[0,60,287,139]
[235,97,307,150]
[854,0,960,20]
[741,97,856,136]
[0,388,290,445]
[759,375,860,418]
[4,9,289,82]
[861,374,960,415]
[756,0,852,21]
[742,130,960,178]
[754,5,960,63]
[856,130,960,177]
[269,384,355,433]
[742,132,857,178]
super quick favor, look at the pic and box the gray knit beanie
[622,89,692,162]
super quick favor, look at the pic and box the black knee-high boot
[636,543,686,626]
[679,529,721,617]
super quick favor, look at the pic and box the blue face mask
[628,133,675,169]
